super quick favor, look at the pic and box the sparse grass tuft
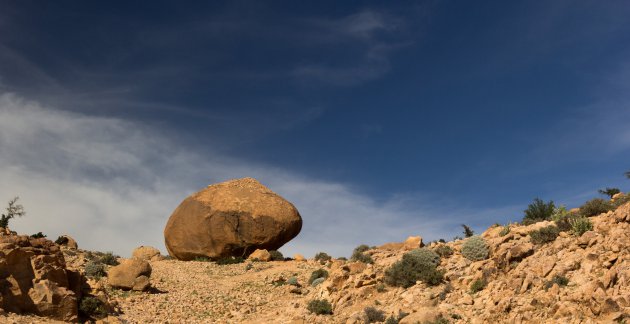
[529,225,560,245]
[307,299,332,315]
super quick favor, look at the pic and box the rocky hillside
[2,198,630,323]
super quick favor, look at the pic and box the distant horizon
[1,1,630,258]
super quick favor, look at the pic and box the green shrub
[79,296,108,318]
[554,211,580,232]
[544,274,569,290]
[579,198,613,217]
[287,276,299,286]
[570,216,593,236]
[350,244,374,264]
[0,197,25,229]
[307,299,332,315]
[30,232,46,238]
[364,307,386,323]
[550,205,570,222]
[99,252,119,266]
[408,248,441,266]
[84,261,106,279]
[269,250,284,261]
[376,283,386,292]
[522,198,555,225]
[499,225,510,237]
[216,256,244,265]
[433,245,453,258]
[384,251,444,288]
[308,268,329,285]
[314,252,332,263]
[310,277,325,287]
[461,236,489,261]
[529,225,560,245]
[469,278,487,294]
[385,316,399,324]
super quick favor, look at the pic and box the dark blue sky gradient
[2,0,630,216]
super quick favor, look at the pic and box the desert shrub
[287,276,299,286]
[499,225,510,237]
[384,252,444,288]
[311,277,325,286]
[99,252,119,266]
[461,224,474,237]
[350,244,374,264]
[385,316,399,324]
[599,187,621,199]
[469,278,487,294]
[314,252,332,263]
[0,196,25,229]
[570,216,593,236]
[216,256,244,265]
[308,268,329,285]
[364,307,386,323]
[55,236,69,245]
[529,225,560,245]
[579,198,613,217]
[550,205,570,222]
[307,299,332,315]
[79,296,108,318]
[30,232,46,238]
[439,283,453,300]
[433,245,453,258]
[544,274,569,290]
[194,256,211,262]
[408,248,441,266]
[522,198,555,225]
[84,261,106,279]
[554,211,581,232]
[461,236,489,261]
[337,256,348,261]
[269,250,284,261]
[376,283,386,292]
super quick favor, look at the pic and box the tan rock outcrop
[0,234,80,321]
[164,177,302,260]
[107,258,152,291]
[56,235,78,249]
[248,249,271,262]
[132,246,163,261]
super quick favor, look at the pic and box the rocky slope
[2,201,629,323]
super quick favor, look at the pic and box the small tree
[0,197,25,229]
[522,198,555,225]
[598,187,621,199]
[461,224,474,237]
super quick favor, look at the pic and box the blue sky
[1,1,630,257]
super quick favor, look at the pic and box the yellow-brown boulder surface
[164,177,302,261]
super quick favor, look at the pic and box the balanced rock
[108,259,152,291]
[164,177,302,260]
[132,246,163,261]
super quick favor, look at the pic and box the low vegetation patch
[351,244,374,264]
[84,261,107,279]
[470,278,487,294]
[306,299,332,315]
[529,225,560,245]
[30,232,46,238]
[314,252,332,263]
[99,252,120,266]
[384,251,443,288]
[544,274,569,290]
[499,224,511,237]
[308,268,329,285]
[79,296,108,319]
[570,216,593,236]
[461,236,489,261]
[364,307,386,323]
[216,256,244,265]
[522,198,555,225]
[269,250,284,261]
[579,198,613,217]
[433,245,453,258]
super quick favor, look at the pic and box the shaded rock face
[164,177,302,261]
[0,234,80,321]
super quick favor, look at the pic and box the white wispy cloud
[0,92,513,258]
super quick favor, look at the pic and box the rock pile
[164,177,302,261]
[0,232,82,321]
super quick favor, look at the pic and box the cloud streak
[0,92,515,258]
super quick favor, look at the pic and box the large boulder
[164,177,302,260]
[107,258,152,291]
[0,233,80,321]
